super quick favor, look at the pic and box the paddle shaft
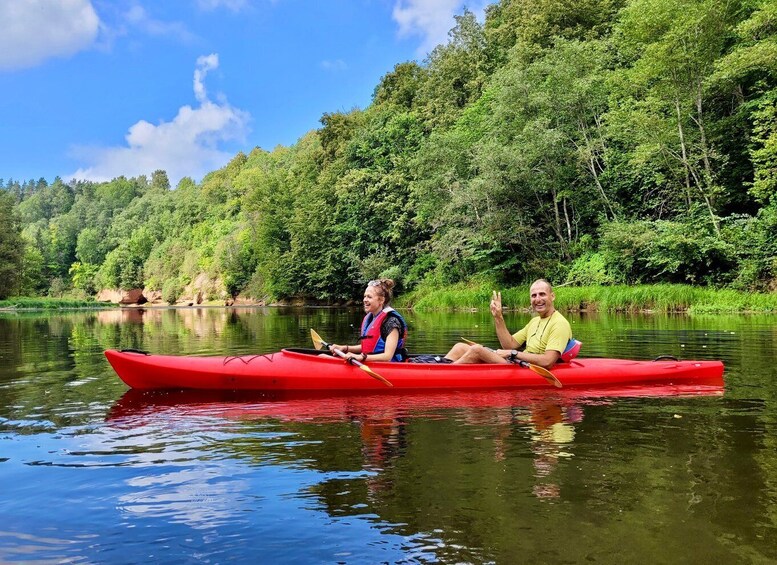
[310,329,393,387]
[460,337,561,388]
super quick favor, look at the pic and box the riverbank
[3,283,776,313]
[396,283,777,314]
[0,297,114,311]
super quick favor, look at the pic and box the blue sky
[0,0,487,186]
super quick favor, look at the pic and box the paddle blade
[310,329,326,350]
[526,363,562,388]
[359,364,393,387]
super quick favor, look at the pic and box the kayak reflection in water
[444,279,573,370]
[326,278,409,363]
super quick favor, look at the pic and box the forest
[1,0,775,303]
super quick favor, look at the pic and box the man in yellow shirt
[445,279,572,369]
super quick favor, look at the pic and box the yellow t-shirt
[511,310,571,355]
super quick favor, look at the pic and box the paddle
[460,337,562,388]
[310,329,393,387]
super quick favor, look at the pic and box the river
[0,306,775,563]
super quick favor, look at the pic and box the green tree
[96,226,155,290]
[19,244,46,295]
[611,0,746,232]
[69,261,99,295]
[0,191,24,298]
[706,0,777,205]
[750,91,777,203]
[373,62,425,109]
[485,0,624,54]
[416,10,490,130]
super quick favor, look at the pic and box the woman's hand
[343,352,367,364]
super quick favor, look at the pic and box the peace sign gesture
[490,290,503,319]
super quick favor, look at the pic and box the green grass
[398,283,777,313]
[0,297,113,310]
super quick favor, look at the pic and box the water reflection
[4,308,777,563]
[525,402,581,499]
[107,385,723,515]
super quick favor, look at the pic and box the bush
[725,207,777,290]
[162,277,184,304]
[599,219,738,285]
[48,277,69,298]
[69,261,99,295]
[565,252,617,285]
[216,230,257,298]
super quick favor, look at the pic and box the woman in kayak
[328,278,409,363]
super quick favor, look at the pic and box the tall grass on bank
[400,283,777,313]
[0,297,111,310]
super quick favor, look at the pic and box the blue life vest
[360,307,408,361]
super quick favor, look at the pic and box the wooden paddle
[310,329,393,387]
[460,337,562,388]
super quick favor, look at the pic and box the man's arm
[491,291,519,349]
[504,348,561,370]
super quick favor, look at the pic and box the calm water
[0,306,775,564]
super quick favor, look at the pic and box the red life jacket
[360,307,408,361]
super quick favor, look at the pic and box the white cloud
[320,59,348,71]
[122,4,196,43]
[195,0,249,11]
[392,0,463,56]
[392,0,489,56]
[0,0,100,70]
[194,53,219,102]
[69,54,250,186]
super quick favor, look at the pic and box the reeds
[0,297,109,310]
[401,283,777,313]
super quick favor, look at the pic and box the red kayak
[104,348,724,392]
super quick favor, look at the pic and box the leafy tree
[69,261,99,295]
[19,244,46,295]
[216,228,257,298]
[150,169,171,192]
[76,226,109,265]
[373,62,425,109]
[612,0,746,232]
[599,217,737,284]
[0,191,23,298]
[704,0,777,206]
[485,0,624,54]
[750,91,777,203]
[96,226,155,290]
[416,10,490,130]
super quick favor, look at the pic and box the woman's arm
[358,328,399,362]
[330,343,362,355]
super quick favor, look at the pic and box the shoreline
[2,283,776,314]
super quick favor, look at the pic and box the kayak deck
[104,348,725,392]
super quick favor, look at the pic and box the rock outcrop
[97,288,146,305]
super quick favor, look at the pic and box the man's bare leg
[453,344,509,364]
[444,342,471,361]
